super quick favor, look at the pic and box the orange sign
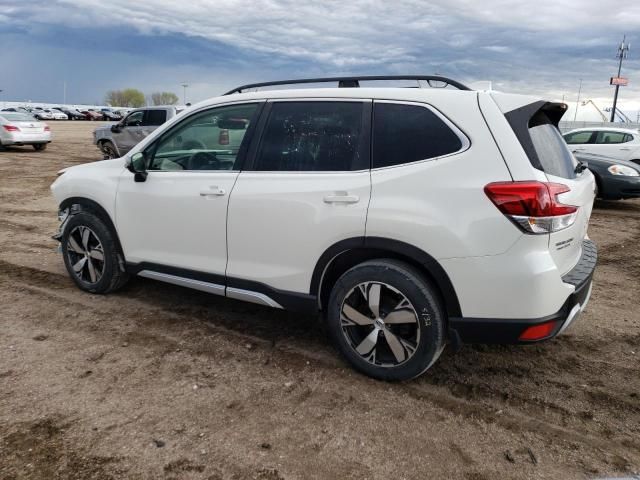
[610,77,629,86]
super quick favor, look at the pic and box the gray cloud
[1,0,639,113]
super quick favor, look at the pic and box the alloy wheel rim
[66,226,105,284]
[340,282,420,367]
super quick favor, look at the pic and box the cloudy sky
[2,0,640,118]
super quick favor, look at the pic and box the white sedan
[563,127,640,166]
[0,112,51,151]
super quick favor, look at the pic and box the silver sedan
[0,112,52,151]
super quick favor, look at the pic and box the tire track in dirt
[2,263,639,465]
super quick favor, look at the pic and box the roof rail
[223,75,471,95]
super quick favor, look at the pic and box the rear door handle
[620,147,631,151]
[200,186,226,197]
[323,192,360,204]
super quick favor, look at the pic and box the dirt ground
[0,121,638,480]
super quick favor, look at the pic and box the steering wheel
[188,151,221,170]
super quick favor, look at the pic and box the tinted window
[564,131,593,144]
[143,110,167,126]
[530,124,577,179]
[254,102,363,171]
[148,103,258,171]
[124,111,143,126]
[594,131,630,144]
[372,103,462,168]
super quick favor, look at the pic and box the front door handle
[200,186,226,197]
[323,192,360,204]
[620,147,631,151]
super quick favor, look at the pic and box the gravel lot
[1,121,639,480]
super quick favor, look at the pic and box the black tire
[33,143,47,151]
[61,212,129,294]
[327,259,445,381]
[100,141,118,159]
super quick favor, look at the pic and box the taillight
[44,125,51,131]
[218,129,229,145]
[3,125,20,132]
[484,181,578,234]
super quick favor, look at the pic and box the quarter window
[253,102,364,171]
[147,103,258,171]
[372,103,463,168]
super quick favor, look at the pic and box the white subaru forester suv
[51,76,597,381]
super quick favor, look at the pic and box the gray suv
[94,106,183,159]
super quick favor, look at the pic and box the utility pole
[181,83,189,105]
[63,80,67,105]
[573,79,582,121]
[610,35,630,122]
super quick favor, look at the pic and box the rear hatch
[504,101,596,275]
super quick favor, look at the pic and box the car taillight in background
[44,125,51,131]
[484,181,578,234]
[3,125,20,132]
[218,129,229,145]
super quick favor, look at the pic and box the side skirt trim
[138,270,225,296]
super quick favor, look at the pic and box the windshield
[2,113,38,122]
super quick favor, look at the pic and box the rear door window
[143,110,167,126]
[594,131,631,144]
[372,103,463,168]
[253,101,365,171]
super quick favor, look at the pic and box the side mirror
[127,152,148,182]
[111,124,122,133]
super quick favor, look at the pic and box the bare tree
[150,92,179,106]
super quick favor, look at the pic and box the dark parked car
[575,152,640,200]
[101,109,123,121]
[55,107,86,120]
[80,110,103,121]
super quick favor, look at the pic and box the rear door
[226,99,371,295]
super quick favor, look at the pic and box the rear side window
[506,103,577,179]
[529,118,577,179]
[143,110,167,126]
[254,102,364,171]
[372,103,463,168]
[564,131,593,144]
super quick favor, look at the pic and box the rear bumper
[449,239,597,344]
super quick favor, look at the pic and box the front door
[116,102,261,277]
[226,100,372,295]
[114,110,145,155]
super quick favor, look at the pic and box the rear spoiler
[504,101,568,171]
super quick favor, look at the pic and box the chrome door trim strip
[138,270,225,296]
[226,287,283,309]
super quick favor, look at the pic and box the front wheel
[100,141,118,159]
[327,259,445,381]
[61,212,129,293]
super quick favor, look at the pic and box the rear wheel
[33,143,47,151]
[61,212,129,293]
[327,259,445,381]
